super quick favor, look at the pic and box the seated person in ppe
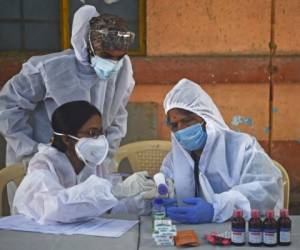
[159,78,283,224]
[12,101,156,225]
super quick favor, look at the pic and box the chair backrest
[0,164,26,216]
[272,160,290,209]
[115,140,171,177]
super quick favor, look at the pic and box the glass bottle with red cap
[248,209,262,246]
[263,210,277,247]
[231,209,246,246]
[278,208,291,246]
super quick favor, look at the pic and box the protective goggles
[89,29,135,53]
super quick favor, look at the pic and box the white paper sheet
[0,215,138,237]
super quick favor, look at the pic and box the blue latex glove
[161,198,177,208]
[166,197,214,224]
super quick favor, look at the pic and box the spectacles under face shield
[165,114,204,132]
[77,127,104,139]
[89,29,135,55]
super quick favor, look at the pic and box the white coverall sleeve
[160,152,174,180]
[13,169,118,224]
[212,138,282,223]
[0,59,46,160]
[105,77,135,164]
[110,195,152,216]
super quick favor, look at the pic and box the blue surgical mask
[91,56,123,80]
[174,123,207,151]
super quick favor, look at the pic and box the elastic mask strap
[53,131,79,141]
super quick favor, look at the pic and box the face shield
[89,29,135,55]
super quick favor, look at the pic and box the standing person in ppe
[13,101,156,225]
[0,5,135,207]
[160,78,282,224]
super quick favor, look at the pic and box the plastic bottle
[231,209,246,246]
[248,209,262,246]
[263,210,277,247]
[278,209,291,246]
[153,173,168,197]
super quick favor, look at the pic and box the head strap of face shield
[94,28,134,37]
[88,29,135,54]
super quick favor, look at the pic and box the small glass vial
[278,209,291,246]
[152,198,166,220]
[231,209,246,246]
[152,198,166,232]
[248,209,262,246]
[263,210,277,247]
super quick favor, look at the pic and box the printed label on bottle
[263,229,277,245]
[248,228,262,244]
[279,229,291,243]
[231,228,245,244]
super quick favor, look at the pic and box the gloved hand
[141,178,175,200]
[161,198,177,208]
[111,171,155,198]
[166,197,214,224]
[140,186,157,200]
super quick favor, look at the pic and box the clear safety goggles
[89,29,135,53]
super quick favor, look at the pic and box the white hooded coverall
[161,78,283,222]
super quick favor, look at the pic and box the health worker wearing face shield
[0,5,135,208]
[159,78,283,224]
[12,101,156,225]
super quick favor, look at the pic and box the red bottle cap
[266,210,274,218]
[251,209,260,218]
[233,209,243,217]
[280,209,289,217]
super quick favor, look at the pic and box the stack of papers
[152,219,177,246]
[0,215,138,237]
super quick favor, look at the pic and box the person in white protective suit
[159,78,283,224]
[13,101,156,225]
[0,5,136,207]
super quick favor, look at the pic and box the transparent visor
[89,29,135,54]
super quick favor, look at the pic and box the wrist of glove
[166,197,214,224]
[111,171,155,198]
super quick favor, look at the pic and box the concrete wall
[147,0,300,55]
[0,0,300,212]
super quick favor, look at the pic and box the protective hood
[71,5,99,65]
[163,78,229,131]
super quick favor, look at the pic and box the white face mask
[53,132,109,168]
[72,135,109,167]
